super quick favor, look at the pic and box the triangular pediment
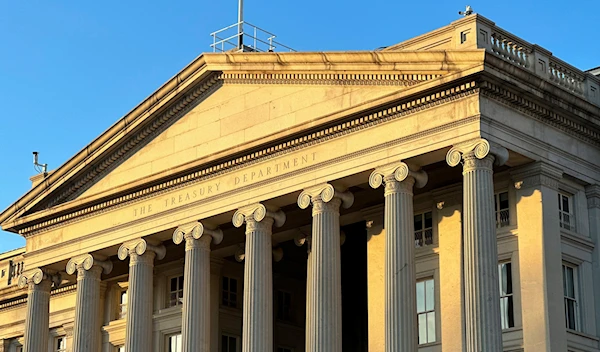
[0,50,484,232]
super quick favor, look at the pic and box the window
[117,347,124,352]
[167,333,182,352]
[222,277,238,308]
[221,334,238,352]
[15,345,23,352]
[277,348,293,352]
[277,290,292,321]
[169,276,184,307]
[558,193,575,231]
[494,191,510,228]
[414,211,433,247]
[416,278,436,344]
[119,290,128,319]
[563,264,579,331]
[498,262,514,329]
[54,337,67,352]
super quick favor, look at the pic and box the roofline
[0,53,209,227]
[0,247,25,260]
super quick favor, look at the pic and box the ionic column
[298,184,353,352]
[233,203,285,352]
[447,138,509,352]
[18,268,60,352]
[66,254,113,352]
[118,238,166,352]
[173,222,223,352]
[370,162,427,351]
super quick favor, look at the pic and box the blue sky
[0,0,598,253]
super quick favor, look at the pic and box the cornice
[18,81,480,236]
[0,283,76,311]
[480,80,600,147]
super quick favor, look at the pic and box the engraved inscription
[133,152,318,217]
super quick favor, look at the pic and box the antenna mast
[238,0,244,50]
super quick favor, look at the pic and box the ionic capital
[232,203,286,228]
[173,221,224,247]
[297,183,354,210]
[66,254,113,276]
[118,238,166,261]
[446,138,509,168]
[369,161,428,192]
[18,268,60,289]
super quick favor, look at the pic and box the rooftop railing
[210,21,295,53]
[479,18,598,104]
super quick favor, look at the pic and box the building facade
[1,14,600,352]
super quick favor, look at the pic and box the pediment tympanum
[0,51,484,234]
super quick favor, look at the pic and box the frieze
[20,82,479,236]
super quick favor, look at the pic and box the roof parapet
[385,14,600,106]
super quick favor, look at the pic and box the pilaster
[210,257,224,352]
[298,183,353,352]
[433,184,464,352]
[173,221,223,352]
[511,161,567,351]
[586,185,600,337]
[233,203,285,352]
[118,238,166,352]
[66,254,113,352]
[370,161,427,351]
[361,205,384,352]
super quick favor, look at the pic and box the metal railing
[210,21,295,53]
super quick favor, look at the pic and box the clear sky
[0,0,598,253]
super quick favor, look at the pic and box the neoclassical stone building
[1,13,599,352]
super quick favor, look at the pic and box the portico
[1,13,600,352]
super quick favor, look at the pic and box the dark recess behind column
[341,221,368,351]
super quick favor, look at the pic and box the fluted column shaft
[384,175,417,351]
[370,162,427,351]
[118,239,165,352]
[23,278,52,352]
[182,235,211,352]
[66,254,112,352]
[125,251,155,352]
[309,196,343,351]
[447,139,507,352]
[462,152,503,352]
[242,216,274,352]
[72,266,103,351]
[233,204,284,352]
[173,222,223,352]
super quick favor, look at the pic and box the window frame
[416,277,436,345]
[165,332,182,352]
[53,336,67,352]
[494,191,510,228]
[558,192,576,232]
[167,275,185,308]
[222,276,239,309]
[118,288,128,320]
[276,289,292,322]
[498,261,515,330]
[414,210,434,248]
[221,333,240,352]
[562,263,580,331]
